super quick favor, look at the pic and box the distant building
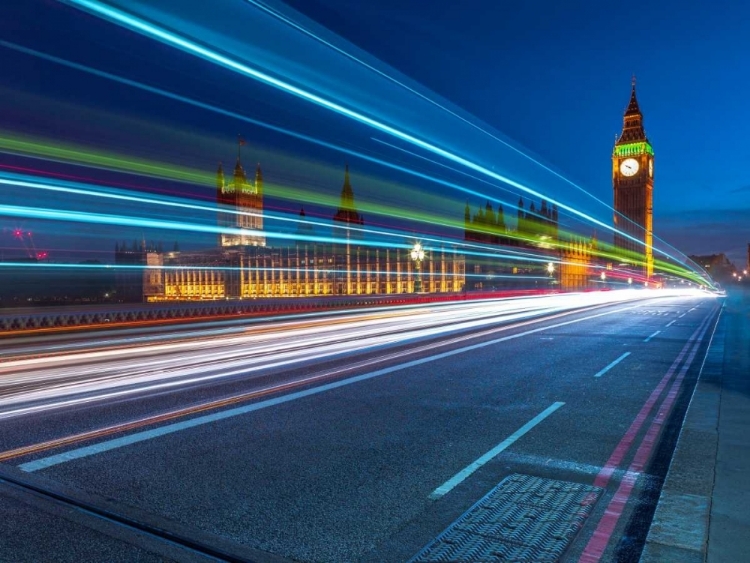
[688,253,736,283]
[559,236,598,291]
[333,165,364,228]
[216,147,264,247]
[116,152,464,302]
[463,197,598,291]
[613,77,654,278]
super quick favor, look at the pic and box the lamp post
[546,262,555,275]
[410,242,425,293]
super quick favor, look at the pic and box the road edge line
[639,301,725,562]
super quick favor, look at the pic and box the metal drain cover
[410,474,602,562]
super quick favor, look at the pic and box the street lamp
[600,271,606,281]
[546,262,555,275]
[627,277,633,285]
[410,242,425,292]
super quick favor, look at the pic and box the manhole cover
[410,474,602,562]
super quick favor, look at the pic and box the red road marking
[580,305,717,562]
[592,310,713,490]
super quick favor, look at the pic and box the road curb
[640,303,725,563]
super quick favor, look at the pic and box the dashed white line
[665,320,676,327]
[644,330,661,343]
[428,402,565,499]
[17,305,643,472]
[679,313,686,318]
[594,352,631,378]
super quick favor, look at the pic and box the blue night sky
[1,0,749,266]
[282,0,750,264]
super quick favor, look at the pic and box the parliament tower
[216,141,265,247]
[613,78,654,278]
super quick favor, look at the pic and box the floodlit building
[612,77,655,278]
[115,155,465,302]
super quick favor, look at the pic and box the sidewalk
[641,288,750,562]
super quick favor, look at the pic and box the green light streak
[0,129,212,185]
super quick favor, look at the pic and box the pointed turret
[496,203,505,230]
[617,76,647,143]
[333,164,364,227]
[233,156,246,190]
[216,162,224,193]
[340,164,354,210]
[255,163,263,196]
[625,76,641,116]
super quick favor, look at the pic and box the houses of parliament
[115,81,653,302]
[115,155,466,302]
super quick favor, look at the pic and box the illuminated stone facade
[559,236,597,291]
[147,244,463,301]
[116,161,465,302]
[613,78,654,278]
[216,149,265,247]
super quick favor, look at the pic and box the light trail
[0,39,710,284]
[0,168,709,285]
[246,0,621,214]
[59,0,711,281]
[0,290,714,421]
[61,0,645,248]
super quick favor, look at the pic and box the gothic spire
[216,161,224,192]
[340,164,355,210]
[617,77,648,144]
[255,163,263,195]
[625,75,641,116]
[333,164,364,226]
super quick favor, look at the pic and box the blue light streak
[57,0,703,277]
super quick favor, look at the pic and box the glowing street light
[410,242,425,292]
[600,271,606,281]
[627,277,633,285]
[546,262,555,275]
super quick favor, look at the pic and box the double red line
[579,305,720,562]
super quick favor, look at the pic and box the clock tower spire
[613,77,654,279]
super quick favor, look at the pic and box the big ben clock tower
[613,77,654,278]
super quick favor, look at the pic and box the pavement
[641,287,750,563]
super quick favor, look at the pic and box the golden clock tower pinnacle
[613,77,654,279]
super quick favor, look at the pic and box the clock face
[620,158,639,177]
[649,159,653,177]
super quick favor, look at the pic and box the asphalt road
[0,290,721,562]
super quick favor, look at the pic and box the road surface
[0,290,721,562]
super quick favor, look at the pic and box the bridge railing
[0,290,555,334]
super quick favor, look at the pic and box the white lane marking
[593,352,631,378]
[644,330,661,343]
[689,307,696,312]
[665,320,676,327]
[679,313,686,318]
[428,402,565,500]
[16,304,648,472]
